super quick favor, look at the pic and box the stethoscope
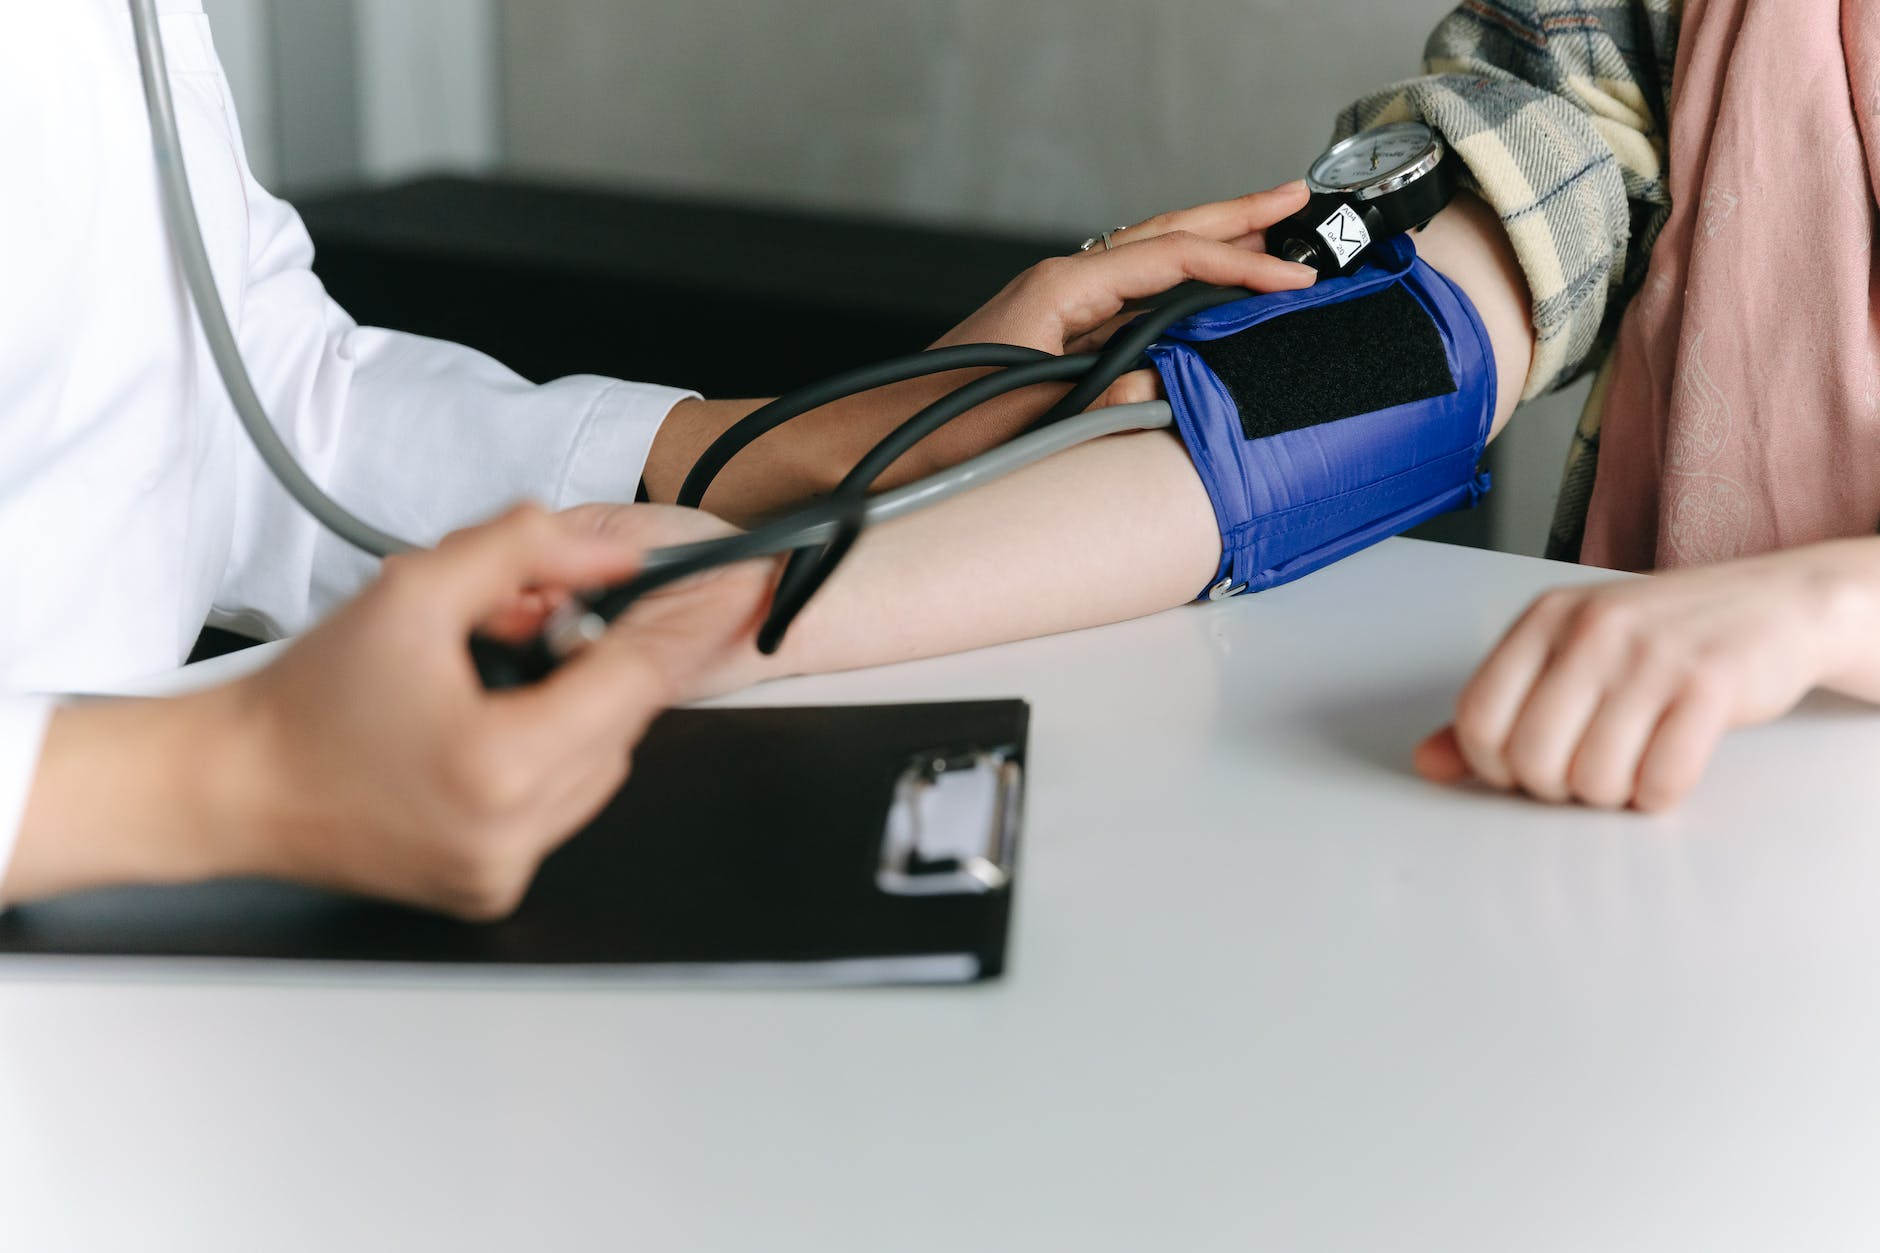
[127,0,1248,687]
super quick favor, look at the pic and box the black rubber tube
[676,344,1055,509]
[756,353,1099,651]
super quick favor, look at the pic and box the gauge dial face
[1309,122,1439,194]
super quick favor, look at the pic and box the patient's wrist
[1810,537,1880,702]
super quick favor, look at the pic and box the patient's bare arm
[753,193,1535,680]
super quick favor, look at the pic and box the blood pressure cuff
[1146,234,1495,600]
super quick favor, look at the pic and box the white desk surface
[5,537,1878,1252]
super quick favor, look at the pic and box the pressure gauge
[1269,120,1460,277]
[1308,121,1444,198]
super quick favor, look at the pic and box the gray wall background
[202,0,499,188]
[504,0,1437,234]
[209,0,1587,556]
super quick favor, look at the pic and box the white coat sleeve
[0,698,54,893]
[212,180,698,640]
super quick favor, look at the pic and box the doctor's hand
[641,181,1316,518]
[545,502,781,698]
[1411,540,1880,812]
[4,505,773,919]
[931,179,1317,387]
[223,503,773,919]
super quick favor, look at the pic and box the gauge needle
[1370,146,1380,171]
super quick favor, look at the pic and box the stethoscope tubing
[131,0,1223,679]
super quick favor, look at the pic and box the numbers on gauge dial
[1312,124,1436,193]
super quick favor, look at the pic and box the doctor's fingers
[1089,369,1164,408]
[491,637,682,768]
[426,757,623,921]
[1063,305,1142,356]
[493,573,769,753]
[1120,181,1312,250]
[405,504,651,627]
[1054,232,1316,327]
[453,743,663,921]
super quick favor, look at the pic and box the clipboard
[0,701,1030,986]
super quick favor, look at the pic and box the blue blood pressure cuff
[1146,234,1495,600]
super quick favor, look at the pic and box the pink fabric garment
[1581,0,1880,571]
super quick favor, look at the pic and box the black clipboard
[0,701,1029,986]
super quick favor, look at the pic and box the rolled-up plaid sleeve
[1335,0,1677,400]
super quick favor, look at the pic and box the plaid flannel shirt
[1336,0,1681,559]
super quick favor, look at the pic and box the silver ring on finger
[1075,225,1131,255]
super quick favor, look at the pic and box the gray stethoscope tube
[127,0,1171,648]
[129,0,414,559]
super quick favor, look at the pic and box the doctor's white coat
[0,3,693,875]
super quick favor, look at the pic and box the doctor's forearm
[643,372,1040,522]
[4,691,260,905]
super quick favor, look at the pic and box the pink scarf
[1581,0,1880,570]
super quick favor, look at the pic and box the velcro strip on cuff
[1192,284,1457,443]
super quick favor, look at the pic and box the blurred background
[199,0,1587,556]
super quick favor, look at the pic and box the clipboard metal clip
[877,746,1023,897]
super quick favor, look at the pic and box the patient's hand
[1416,539,1880,812]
